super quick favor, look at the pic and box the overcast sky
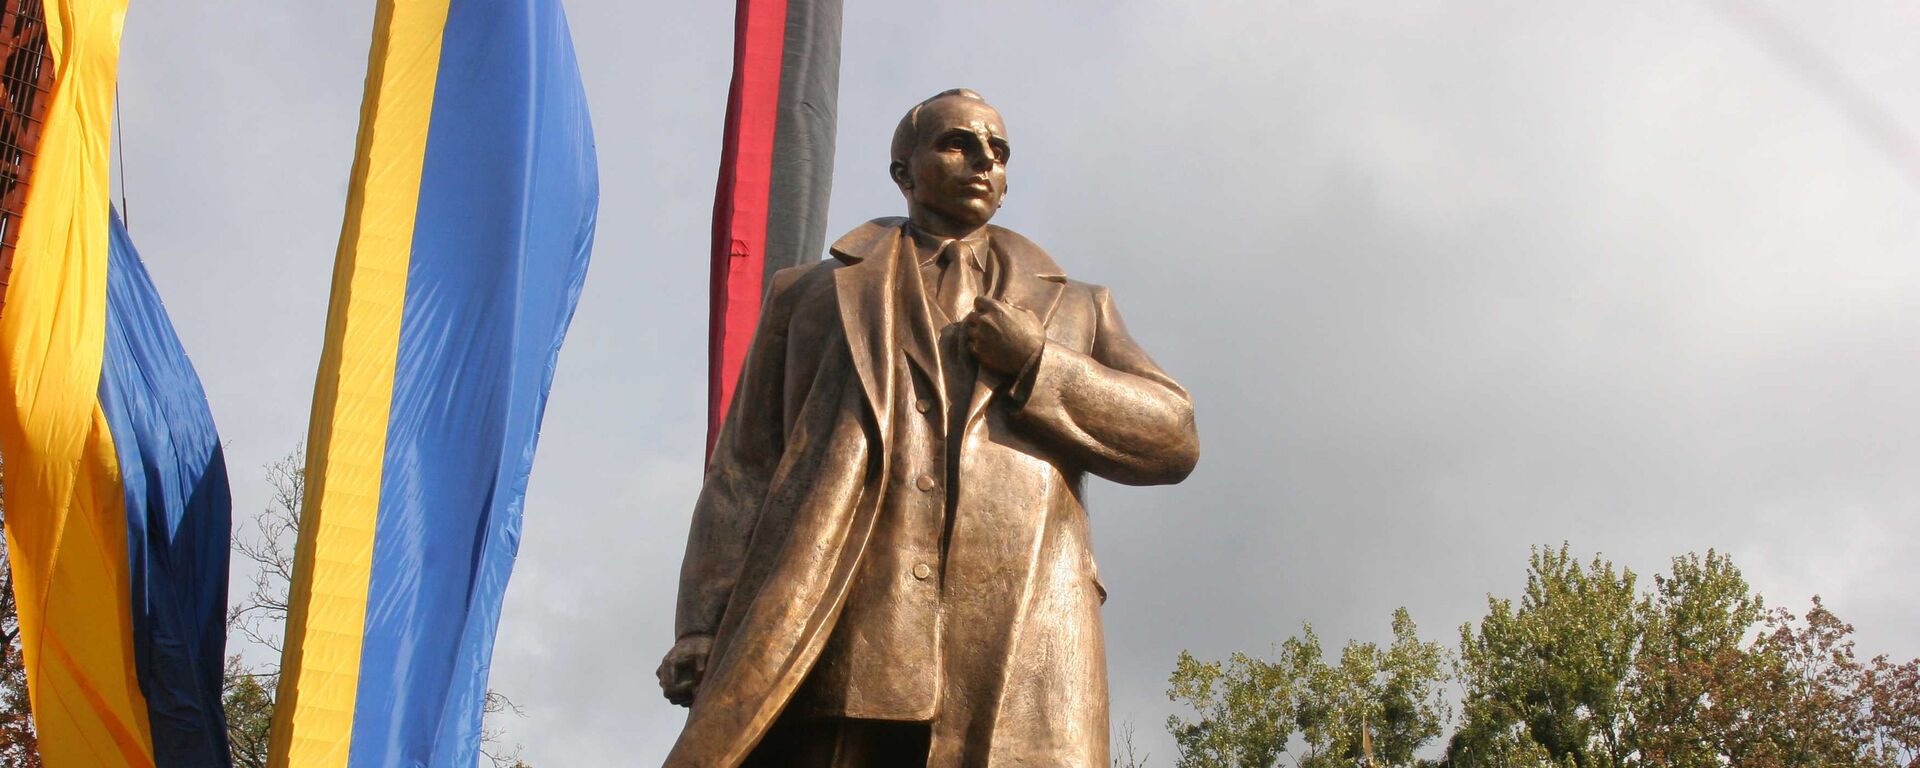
[114,1,1920,763]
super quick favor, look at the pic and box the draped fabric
[0,1,232,764]
[707,0,842,456]
[268,0,598,765]
[99,209,234,767]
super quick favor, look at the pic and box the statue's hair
[890,88,991,166]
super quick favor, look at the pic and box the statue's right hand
[656,634,714,707]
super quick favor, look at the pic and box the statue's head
[890,88,1009,236]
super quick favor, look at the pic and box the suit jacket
[667,218,1198,768]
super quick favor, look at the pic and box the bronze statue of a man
[658,89,1199,767]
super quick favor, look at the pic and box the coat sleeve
[674,265,813,640]
[1009,285,1199,485]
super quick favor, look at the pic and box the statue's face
[895,97,1009,232]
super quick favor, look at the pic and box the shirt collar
[905,221,990,268]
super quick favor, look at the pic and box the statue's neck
[907,209,990,242]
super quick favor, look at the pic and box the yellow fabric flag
[0,1,153,765]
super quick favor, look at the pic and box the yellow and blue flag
[268,0,597,765]
[0,2,233,766]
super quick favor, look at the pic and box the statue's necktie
[936,241,980,323]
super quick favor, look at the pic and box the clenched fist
[963,296,1045,375]
[656,634,713,707]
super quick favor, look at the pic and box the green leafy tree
[1449,545,1639,768]
[221,655,272,768]
[1626,550,1772,767]
[1169,610,1448,768]
[1167,546,1919,768]
[1449,547,1920,768]
[1297,609,1449,768]
[1167,644,1304,768]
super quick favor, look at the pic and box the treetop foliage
[1168,608,1449,768]
[1167,545,1920,768]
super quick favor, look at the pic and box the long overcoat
[665,218,1199,767]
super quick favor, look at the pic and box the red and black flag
[707,0,841,456]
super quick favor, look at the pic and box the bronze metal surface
[661,89,1200,767]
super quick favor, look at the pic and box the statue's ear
[889,160,911,189]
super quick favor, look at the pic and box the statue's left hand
[964,297,1045,375]
[656,634,713,707]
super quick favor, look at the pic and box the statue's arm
[1009,285,1199,485]
[673,267,810,641]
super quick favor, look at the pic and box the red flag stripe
[708,0,790,458]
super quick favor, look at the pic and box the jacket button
[915,398,932,413]
[912,563,932,580]
[915,475,935,492]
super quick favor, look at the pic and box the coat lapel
[832,219,1069,443]
[830,218,908,442]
